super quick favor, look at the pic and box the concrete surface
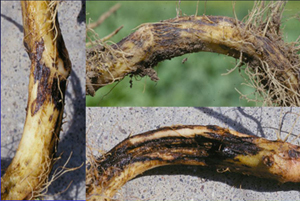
[1,1,85,200]
[87,107,300,201]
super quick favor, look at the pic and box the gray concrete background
[87,107,300,201]
[1,1,85,200]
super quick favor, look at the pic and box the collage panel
[86,107,300,201]
[86,1,300,107]
[1,1,85,200]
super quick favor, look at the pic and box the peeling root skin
[86,15,300,106]
[1,1,71,200]
[86,125,300,201]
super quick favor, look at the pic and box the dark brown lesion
[31,66,67,116]
[32,39,46,83]
[94,125,263,186]
[51,75,67,111]
[31,63,51,116]
[29,32,69,115]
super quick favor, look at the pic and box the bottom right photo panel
[86,107,300,201]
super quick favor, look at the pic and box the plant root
[1,1,71,200]
[86,125,300,201]
[86,2,300,106]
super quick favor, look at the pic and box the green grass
[86,1,300,106]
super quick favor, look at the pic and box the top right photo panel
[86,1,300,107]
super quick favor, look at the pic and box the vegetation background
[86,1,299,106]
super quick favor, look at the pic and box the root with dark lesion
[1,1,72,200]
[86,125,300,201]
[86,1,300,106]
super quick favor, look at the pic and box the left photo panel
[1,1,86,200]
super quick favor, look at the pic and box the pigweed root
[86,1,300,106]
[1,1,71,200]
[86,125,300,201]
